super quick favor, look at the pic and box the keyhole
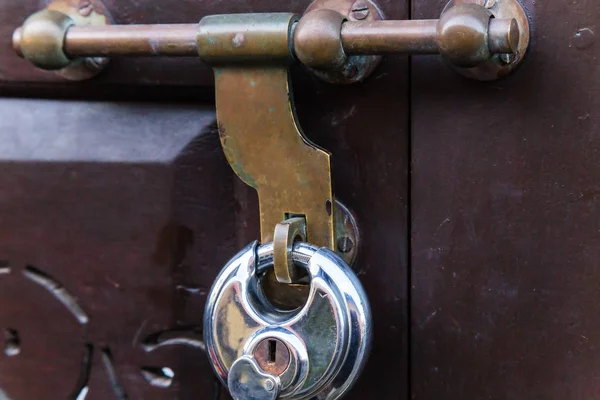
[254,338,291,376]
[268,339,277,363]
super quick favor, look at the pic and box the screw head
[337,237,354,253]
[78,1,94,16]
[350,0,370,20]
[264,379,275,391]
[499,53,515,64]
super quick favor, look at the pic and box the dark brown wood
[0,99,235,399]
[292,35,410,395]
[411,0,600,398]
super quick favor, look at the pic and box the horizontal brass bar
[13,16,517,59]
[341,20,439,55]
[65,24,199,57]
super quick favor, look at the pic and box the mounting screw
[499,53,515,64]
[78,0,94,16]
[351,0,370,20]
[337,237,354,253]
[484,0,497,8]
[264,379,275,392]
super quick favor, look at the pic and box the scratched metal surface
[0,99,235,399]
[411,0,600,398]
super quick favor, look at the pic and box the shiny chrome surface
[229,356,280,400]
[204,241,372,399]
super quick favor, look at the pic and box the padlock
[204,241,372,400]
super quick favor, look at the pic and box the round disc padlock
[204,241,372,400]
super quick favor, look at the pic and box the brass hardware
[262,200,359,307]
[208,14,336,265]
[294,9,348,70]
[15,0,112,81]
[301,0,385,84]
[436,3,494,68]
[443,0,530,80]
[197,14,295,64]
[17,10,74,70]
[12,0,529,81]
[273,217,307,284]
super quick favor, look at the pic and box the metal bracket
[197,14,360,283]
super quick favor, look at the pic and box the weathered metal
[14,0,112,80]
[17,10,75,70]
[442,0,530,80]
[302,0,385,84]
[436,3,493,68]
[197,13,296,64]
[12,0,523,81]
[273,217,307,284]
[253,338,292,376]
[294,9,348,70]
[208,14,336,261]
[66,24,198,57]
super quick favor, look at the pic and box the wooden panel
[0,99,235,399]
[411,0,600,398]
[292,25,410,395]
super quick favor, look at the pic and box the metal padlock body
[204,241,372,399]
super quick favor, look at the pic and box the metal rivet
[264,379,275,391]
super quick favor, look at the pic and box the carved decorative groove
[22,265,89,324]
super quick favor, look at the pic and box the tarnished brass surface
[15,0,112,80]
[298,0,387,84]
[208,14,335,257]
[197,13,297,64]
[273,217,307,283]
[18,10,74,70]
[294,9,348,70]
[488,17,519,53]
[443,0,530,80]
[215,66,334,250]
[436,3,492,68]
[342,20,439,54]
[262,200,360,309]
[66,24,198,57]
[13,3,523,76]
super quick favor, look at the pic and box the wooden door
[0,1,409,399]
[2,0,596,399]
[411,1,600,398]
